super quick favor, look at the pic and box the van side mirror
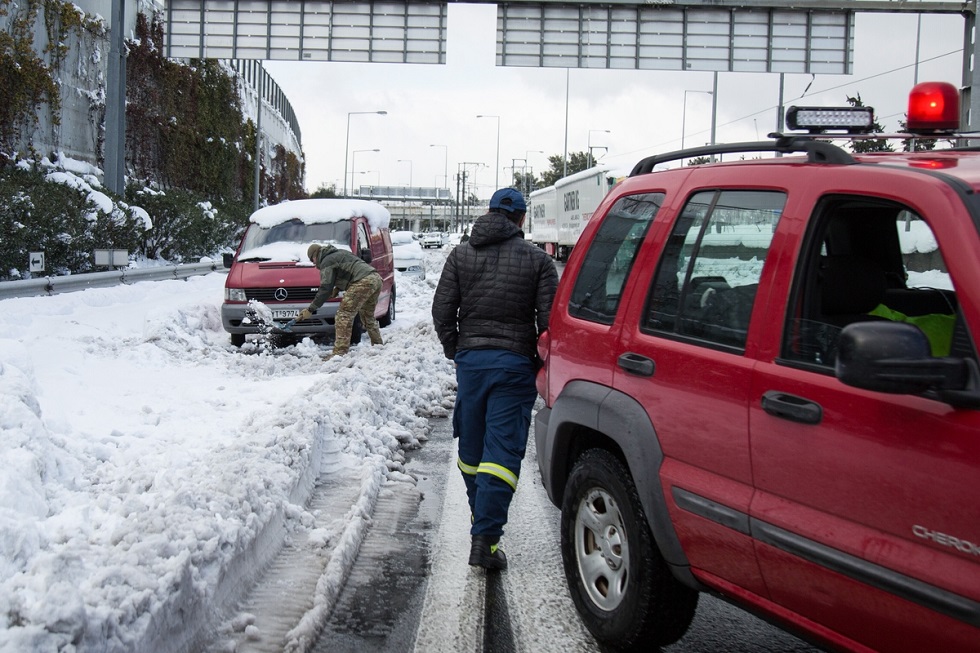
[223,252,234,268]
[836,322,977,406]
[360,248,372,264]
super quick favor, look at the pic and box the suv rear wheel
[561,449,698,650]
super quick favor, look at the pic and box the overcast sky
[263,2,964,198]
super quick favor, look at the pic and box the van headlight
[225,288,247,302]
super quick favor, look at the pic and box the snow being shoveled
[0,252,453,653]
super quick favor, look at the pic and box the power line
[613,48,961,162]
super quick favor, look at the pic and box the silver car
[391,230,425,279]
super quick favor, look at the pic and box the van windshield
[241,218,351,250]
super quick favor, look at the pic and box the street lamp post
[430,145,448,226]
[344,111,387,197]
[397,159,413,188]
[476,115,500,189]
[510,158,526,189]
[430,143,448,196]
[587,130,610,168]
[351,149,379,193]
[352,170,379,195]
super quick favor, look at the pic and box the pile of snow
[0,255,453,652]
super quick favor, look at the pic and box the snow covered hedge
[0,154,251,280]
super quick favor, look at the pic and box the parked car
[390,230,425,279]
[421,231,446,248]
[534,82,980,653]
[221,198,395,347]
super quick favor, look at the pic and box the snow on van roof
[249,198,391,231]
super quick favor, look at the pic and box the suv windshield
[241,218,351,250]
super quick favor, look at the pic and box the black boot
[469,535,507,570]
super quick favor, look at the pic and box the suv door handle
[761,391,822,425]
[618,352,655,377]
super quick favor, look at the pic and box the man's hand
[296,309,313,322]
[442,344,456,361]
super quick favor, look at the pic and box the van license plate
[272,310,296,320]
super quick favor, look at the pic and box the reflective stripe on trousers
[453,349,537,539]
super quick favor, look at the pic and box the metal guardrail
[0,261,221,300]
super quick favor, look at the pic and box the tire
[379,287,395,327]
[230,333,245,347]
[561,449,698,650]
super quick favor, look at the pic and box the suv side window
[782,197,968,367]
[643,190,785,349]
[568,193,664,324]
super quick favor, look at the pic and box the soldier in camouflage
[296,243,384,357]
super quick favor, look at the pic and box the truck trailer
[527,166,617,261]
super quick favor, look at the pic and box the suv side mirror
[836,321,971,397]
[223,252,234,269]
[360,248,372,264]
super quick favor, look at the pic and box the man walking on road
[297,243,383,359]
[431,187,558,570]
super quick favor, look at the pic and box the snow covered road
[1,248,825,653]
[0,253,454,652]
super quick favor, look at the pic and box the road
[303,415,826,653]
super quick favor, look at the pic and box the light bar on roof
[785,106,875,134]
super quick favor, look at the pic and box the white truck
[528,166,618,261]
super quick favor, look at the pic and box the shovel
[271,318,298,334]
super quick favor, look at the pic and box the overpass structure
[161,1,971,74]
[111,0,979,204]
[157,0,979,131]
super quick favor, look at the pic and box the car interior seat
[818,254,889,328]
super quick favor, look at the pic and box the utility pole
[104,0,126,194]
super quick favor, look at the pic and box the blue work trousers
[453,349,538,539]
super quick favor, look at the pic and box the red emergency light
[907,81,959,133]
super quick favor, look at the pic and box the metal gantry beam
[165,0,448,63]
[163,1,972,72]
[497,3,858,74]
[155,0,980,129]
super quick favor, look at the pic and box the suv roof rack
[629,136,856,177]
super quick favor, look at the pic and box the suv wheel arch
[541,380,698,586]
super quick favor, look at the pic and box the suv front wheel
[561,449,698,650]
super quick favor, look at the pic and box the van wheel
[230,333,245,347]
[561,449,698,651]
[379,287,395,327]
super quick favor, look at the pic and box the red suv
[534,83,980,653]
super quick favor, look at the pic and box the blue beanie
[489,187,527,214]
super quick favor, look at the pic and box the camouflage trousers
[333,273,383,355]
